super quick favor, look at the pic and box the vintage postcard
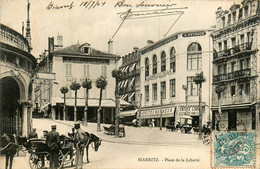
[0,0,259,169]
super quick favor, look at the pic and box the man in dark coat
[28,128,38,139]
[46,125,60,169]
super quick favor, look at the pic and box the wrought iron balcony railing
[212,94,255,106]
[213,68,251,83]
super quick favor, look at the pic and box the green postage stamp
[212,131,255,168]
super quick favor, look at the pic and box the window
[101,65,107,77]
[187,42,202,70]
[240,34,244,44]
[244,6,248,18]
[239,84,244,95]
[218,42,222,51]
[238,8,243,21]
[224,40,227,50]
[247,32,251,43]
[170,47,176,72]
[152,55,157,74]
[161,51,166,72]
[170,79,176,98]
[187,77,198,96]
[83,47,90,54]
[223,64,227,74]
[222,17,225,27]
[84,65,90,78]
[145,58,149,77]
[240,60,245,70]
[231,86,236,96]
[65,63,72,76]
[145,85,149,102]
[231,37,236,47]
[231,62,236,72]
[160,81,166,99]
[232,11,236,23]
[227,14,231,25]
[218,65,222,74]
[245,83,250,94]
[152,83,157,101]
[246,58,250,68]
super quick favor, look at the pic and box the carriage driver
[74,122,85,169]
[46,125,60,169]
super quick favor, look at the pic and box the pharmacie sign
[139,107,175,119]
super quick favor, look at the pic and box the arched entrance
[0,77,21,135]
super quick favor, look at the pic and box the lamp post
[182,85,188,116]
[160,91,163,131]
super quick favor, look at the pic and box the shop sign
[145,70,174,81]
[182,31,206,37]
[179,104,199,116]
[66,77,85,82]
[139,107,175,119]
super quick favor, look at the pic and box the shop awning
[123,79,128,88]
[129,63,136,72]
[119,109,138,117]
[128,92,135,100]
[51,97,124,108]
[138,107,175,119]
[121,94,128,100]
[180,115,193,119]
[123,66,129,73]
[129,77,135,87]
[40,103,51,112]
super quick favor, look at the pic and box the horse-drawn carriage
[27,136,75,169]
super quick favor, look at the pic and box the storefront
[176,103,205,127]
[138,106,175,127]
[119,109,138,125]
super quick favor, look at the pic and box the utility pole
[182,85,188,116]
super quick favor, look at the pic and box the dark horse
[0,134,19,169]
[83,132,102,163]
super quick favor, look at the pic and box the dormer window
[83,46,90,55]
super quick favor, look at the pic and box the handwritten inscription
[114,0,176,8]
[46,0,107,10]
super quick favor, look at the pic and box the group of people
[28,123,86,169]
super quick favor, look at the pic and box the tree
[60,86,69,121]
[70,81,81,122]
[82,78,92,126]
[95,76,108,132]
[215,85,226,120]
[193,71,206,140]
[112,69,124,137]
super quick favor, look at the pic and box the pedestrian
[40,130,48,139]
[28,128,38,139]
[216,120,220,131]
[46,125,60,169]
[74,122,86,169]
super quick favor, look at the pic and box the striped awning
[129,77,135,87]
[123,79,128,88]
[128,92,135,100]
[129,63,136,72]
[121,94,128,100]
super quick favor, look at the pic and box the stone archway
[0,77,21,135]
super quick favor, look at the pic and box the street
[1,118,211,169]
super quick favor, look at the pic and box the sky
[0,0,243,58]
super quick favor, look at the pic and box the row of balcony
[212,94,255,106]
[213,42,252,60]
[213,68,251,83]
[0,24,30,52]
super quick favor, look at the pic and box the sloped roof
[51,43,119,58]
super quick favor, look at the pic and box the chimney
[108,39,113,54]
[147,40,154,45]
[48,37,54,53]
[133,47,139,52]
[56,33,63,47]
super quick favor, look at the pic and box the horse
[82,132,102,163]
[0,134,19,169]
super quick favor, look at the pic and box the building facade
[139,29,213,127]
[0,23,36,136]
[118,47,141,122]
[48,42,123,123]
[211,0,260,131]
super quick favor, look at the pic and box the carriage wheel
[57,150,65,169]
[29,153,43,169]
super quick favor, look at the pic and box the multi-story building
[47,42,127,124]
[139,29,213,127]
[118,47,141,122]
[211,0,260,131]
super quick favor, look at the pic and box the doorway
[228,111,237,130]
